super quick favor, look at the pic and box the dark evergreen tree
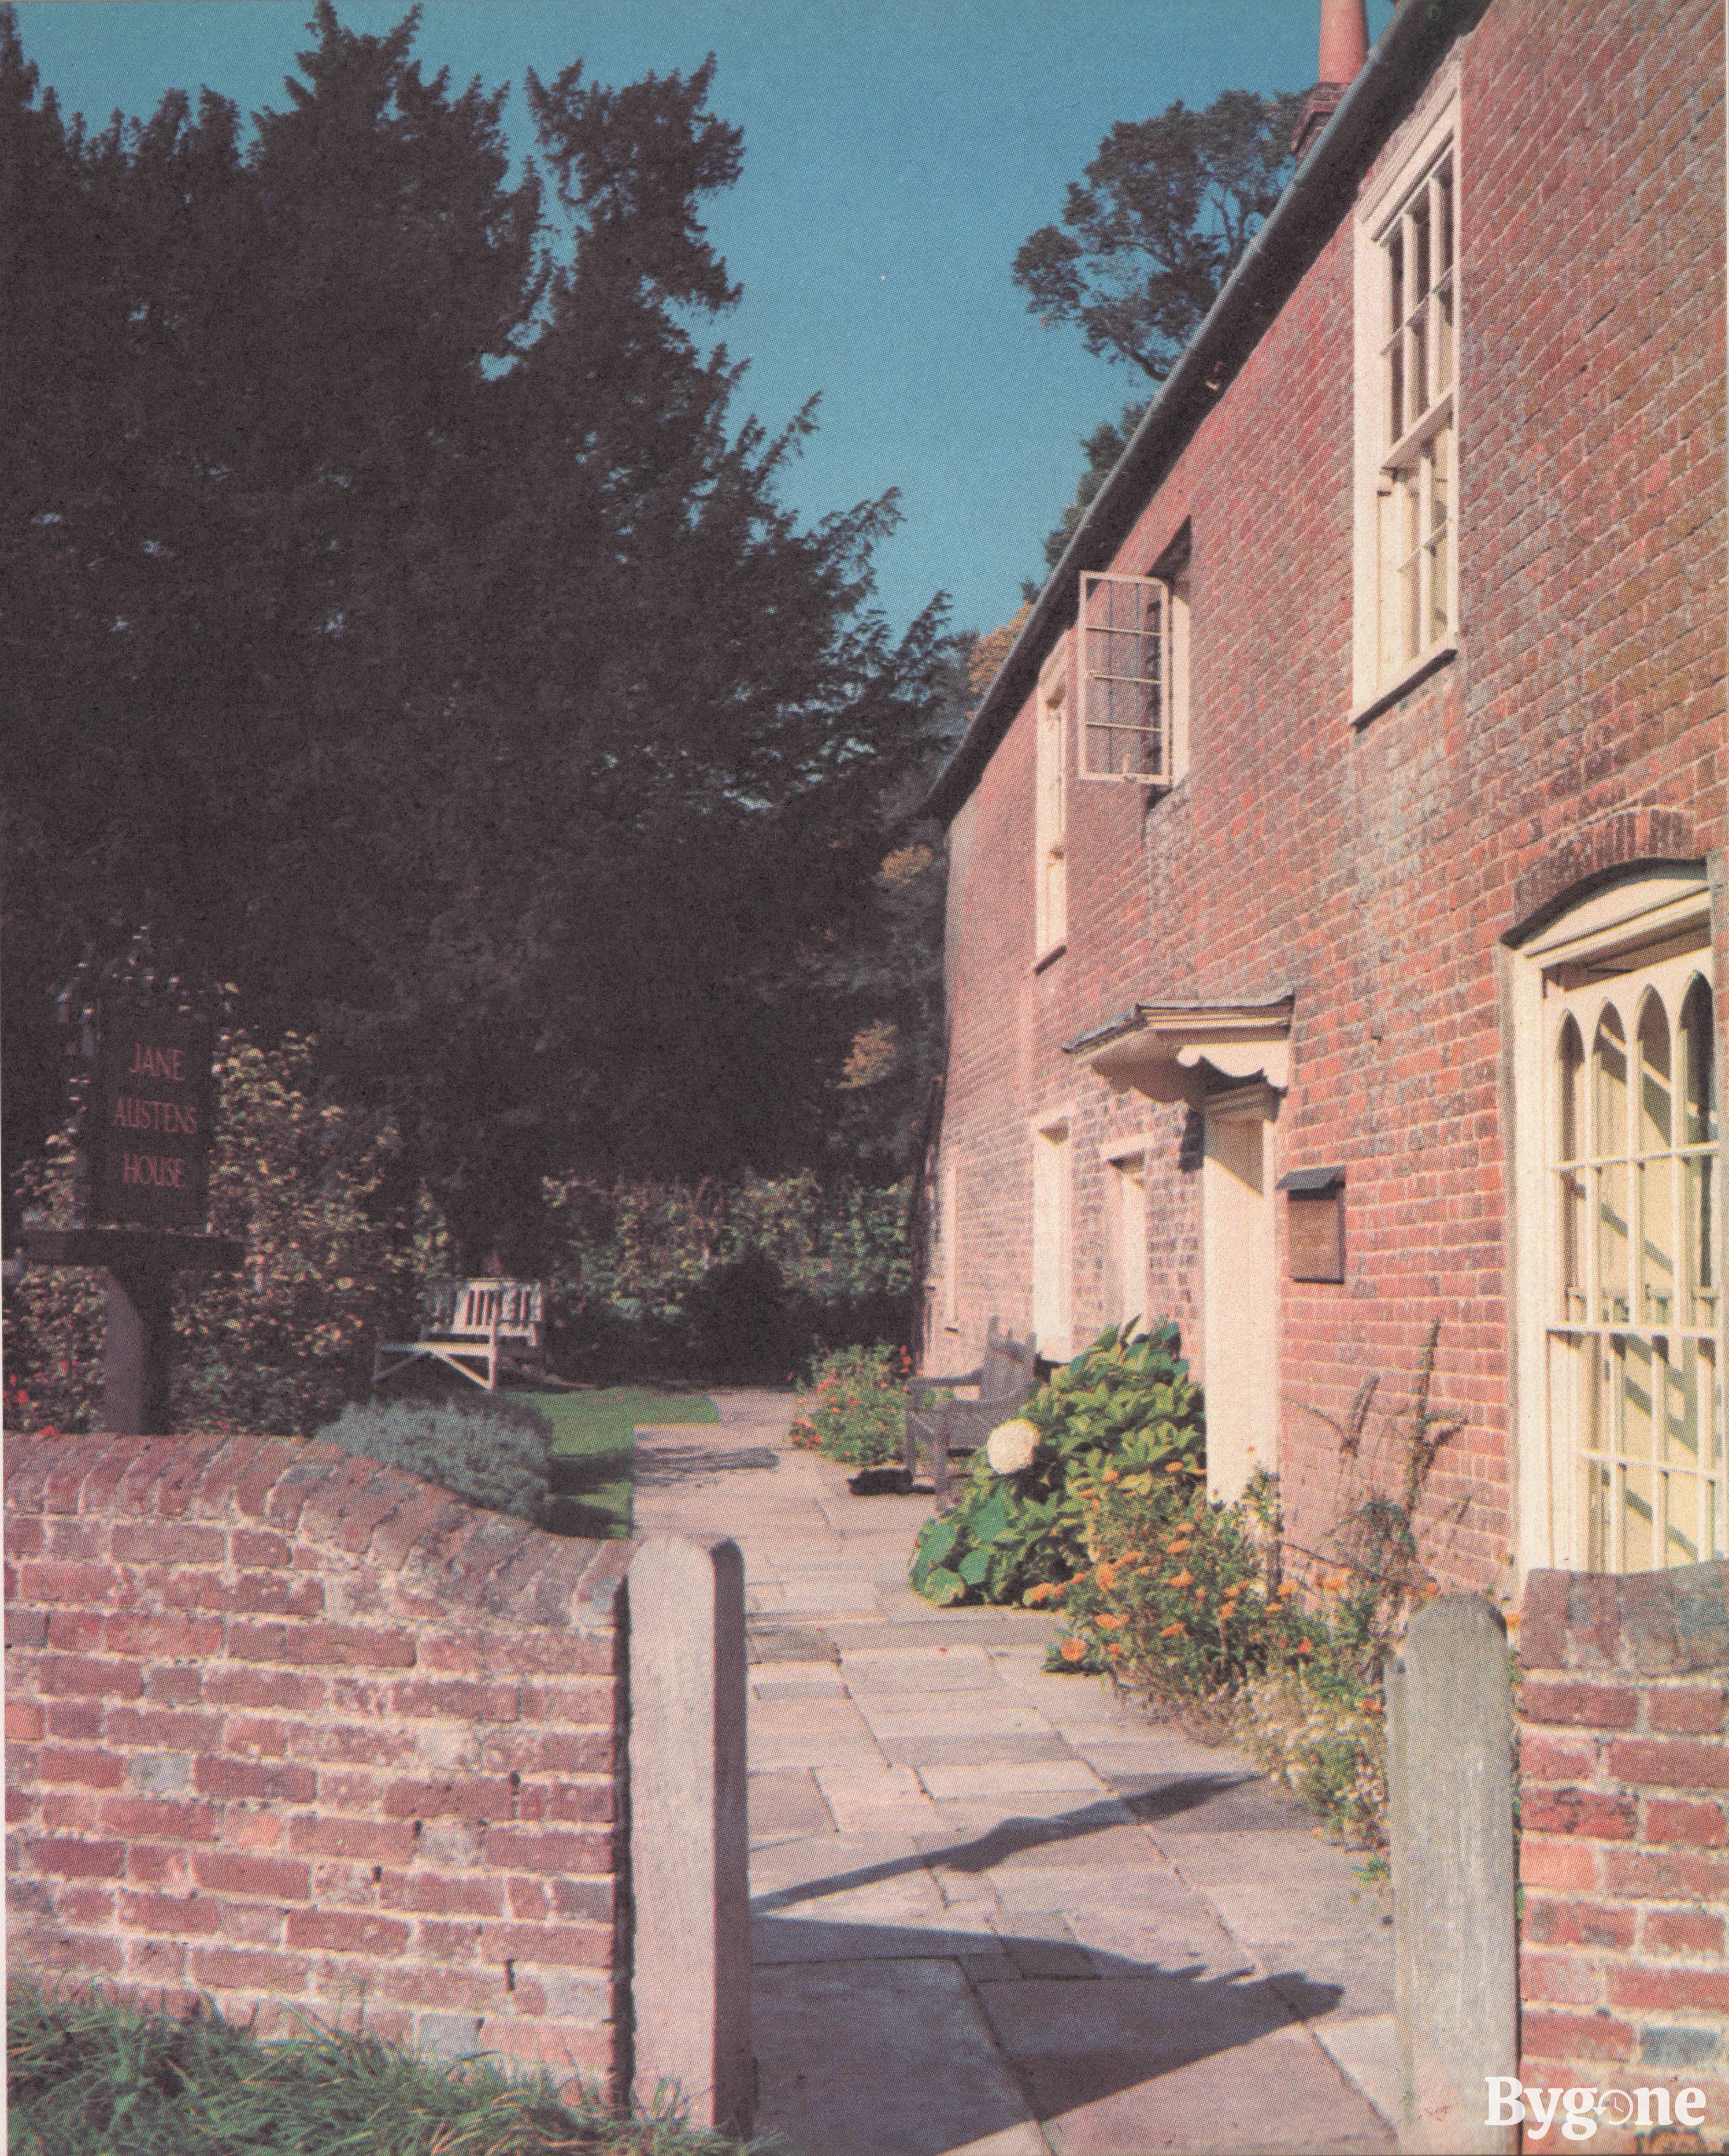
[0,4,951,1263]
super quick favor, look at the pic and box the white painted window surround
[1034,644,1068,960]
[939,1162,960,1334]
[1078,563,1189,787]
[1352,67,1461,715]
[1509,870,1724,1582]
[1032,1115,1073,1360]
[1101,1139,1151,1337]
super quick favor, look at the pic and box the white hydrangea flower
[985,1418,1040,1475]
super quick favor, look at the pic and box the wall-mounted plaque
[1278,1165,1345,1283]
[90,998,215,1231]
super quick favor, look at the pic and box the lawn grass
[7,1979,754,2155]
[533,1387,718,1540]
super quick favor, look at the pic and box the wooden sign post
[20,947,241,1435]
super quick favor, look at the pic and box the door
[1202,1091,1277,1502]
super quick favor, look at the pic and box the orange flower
[1106,1642,1124,1657]
[1278,1581,1300,1599]
[1322,1570,1350,1593]
[1362,1697,1382,1715]
[1097,1612,1126,1631]
[1102,1467,1120,1484]
[1158,1621,1186,1638]
[1059,1638,1089,1662]
[1167,1570,1194,1588]
[1094,1561,1118,1590]
[1296,1639,1314,1656]
[1163,1460,1185,1474]
[1024,1581,1057,1605]
[1166,1540,1191,1555]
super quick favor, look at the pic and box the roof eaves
[924,0,1482,828]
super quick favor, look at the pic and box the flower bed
[786,1343,912,1465]
[907,1317,1466,1859]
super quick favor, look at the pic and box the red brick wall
[929,0,1726,1592]
[4,1432,631,2097]
[1516,1562,1729,2145]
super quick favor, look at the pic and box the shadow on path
[632,1443,781,1484]
[752,1780,1265,1913]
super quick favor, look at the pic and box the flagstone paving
[633,1390,1397,2156]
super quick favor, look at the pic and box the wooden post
[1387,1595,1518,2154]
[20,1229,244,1437]
[102,1254,176,1434]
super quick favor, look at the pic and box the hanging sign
[89,998,215,1230]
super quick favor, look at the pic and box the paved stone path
[633,1391,1397,2156]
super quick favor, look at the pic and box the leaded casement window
[1353,73,1459,708]
[1548,954,1721,1571]
[1513,868,1726,1579]
[1078,564,1188,786]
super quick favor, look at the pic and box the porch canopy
[1063,997,1295,1098]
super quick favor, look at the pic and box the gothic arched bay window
[1529,876,1722,1573]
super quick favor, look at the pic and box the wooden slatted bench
[373,1277,545,1394]
[904,1318,1038,1507]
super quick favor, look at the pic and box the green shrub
[1044,1323,1467,1855]
[6,1978,752,2155]
[1048,1471,1297,1688]
[316,1394,552,1523]
[908,1321,1205,1607]
[1236,1672,1389,1848]
[786,1343,912,1464]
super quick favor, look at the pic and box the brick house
[921,0,1725,1596]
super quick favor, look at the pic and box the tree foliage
[1013,89,1305,383]
[1037,402,1148,578]
[1,3,952,1265]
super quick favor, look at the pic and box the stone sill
[1351,642,1459,730]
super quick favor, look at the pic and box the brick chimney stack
[1293,0,1372,161]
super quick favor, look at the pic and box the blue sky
[14,1,1395,640]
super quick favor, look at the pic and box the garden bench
[904,1317,1038,1507]
[373,1277,545,1394]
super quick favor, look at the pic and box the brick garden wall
[4,1432,632,2097]
[1516,1560,1729,2144]
[927,0,1725,1596]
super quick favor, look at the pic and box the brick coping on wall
[3,1432,632,1629]
[1516,1559,1728,2147]
[5,1431,635,2093]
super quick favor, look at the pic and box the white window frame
[938,1161,961,1334]
[1034,643,1068,958]
[1508,870,1724,1584]
[1078,568,1188,786]
[1101,1136,1152,1336]
[1352,68,1460,714]
[1032,1113,1074,1359]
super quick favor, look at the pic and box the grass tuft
[7,1980,756,2156]
[538,1388,718,1539]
